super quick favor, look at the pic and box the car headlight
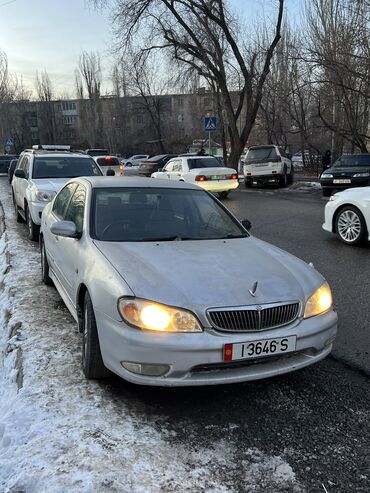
[303,282,333,319]
[329,194,339,201]
[118,298,203,332]
[353,172,369,178]
[34,190,56,202]
[321,173,333,179]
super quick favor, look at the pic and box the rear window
[32,156,103,179]
[97,157,120,166]
[246,147,277,162]
[188,157,222,169]
[334,155,370,167]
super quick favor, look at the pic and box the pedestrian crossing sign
[203,116,217,132]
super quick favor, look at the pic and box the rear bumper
[246,174,281,185]
[197,180,239,193]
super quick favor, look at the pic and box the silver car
[40,177,337,386]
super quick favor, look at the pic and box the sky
[0,0,301,98]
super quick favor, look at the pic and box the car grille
[208,302,300,332]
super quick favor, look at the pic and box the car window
[246,147,277,162]
[32,156,102,179]
[23,157,30,179]
[52,183,78,219]
[334,155,370,167]
[64,185,86,234]
[16,156,26,170]
[279,148,287,158]
[172,160,183,172]
[164,162,174,172]
[92,187,248,242]
[188,157,222,169]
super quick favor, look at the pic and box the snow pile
[0,181,302,493]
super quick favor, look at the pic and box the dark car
[0,154,18,174]
[320,154,370,197]
[138,154,177,176]
[8,158,18,183]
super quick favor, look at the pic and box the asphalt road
[1,177,369,493]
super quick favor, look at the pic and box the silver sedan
[40,177,337,386]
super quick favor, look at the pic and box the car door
[161,161,174,179]
[12,156,26,206]
[16,156,30,211]
[169,159,184,180]
[53,184,87,304]
[45,183,78,288]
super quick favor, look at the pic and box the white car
[243,145,293,187]
[151,155,239,198]
[12,145,104,241]
[323,187,370,245]
[121,154,150,167]
[92,155,121,175]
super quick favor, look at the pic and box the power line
[0,0,17,7]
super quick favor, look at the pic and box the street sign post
[203,116,217,155]
[4,138,14,154]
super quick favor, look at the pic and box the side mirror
[14,169,26,179]
[106,169,115,176]
[158,168,164,172]
[50,220,80,239]
[241,219,252,231]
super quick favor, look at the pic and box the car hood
[32,178,70,192]
[94,237,323,311]
[326,166,370,175]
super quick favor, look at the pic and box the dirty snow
[0,180,302,493]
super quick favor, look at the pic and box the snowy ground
[0,181,303,492]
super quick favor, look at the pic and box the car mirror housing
[14,169,26,179]
[241,219,252,231]
[106,169,115,176]
[50,220,81,239]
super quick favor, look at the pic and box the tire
[218,191,230,199]
[26,206,40,242]
[279,168,287,187]
[82,291,110,379]
[287,167,294,185]
[13,193,23,223]
[335,206,366,245]
[40,237,53,286]
[322,188,332,197]
[245,178,252,188]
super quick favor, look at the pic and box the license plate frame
[224,335,297,361]
[333,179,351,184]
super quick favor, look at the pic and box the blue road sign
[5,138,14,147]
[203,116,217,132]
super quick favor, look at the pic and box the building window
[137,115,144,124]
[63,115,76,125]
[177,98,184,107]
[178,113,184,123]
[178,127,185,138]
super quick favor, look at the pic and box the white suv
[12,146,103,241]
[243,145,293,187]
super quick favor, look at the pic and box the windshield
[147,155,166,162]
[334,155,370,168]
[246,147,277,162]
[188,158,222,169]
[92,187,248,242]
[32,156,102,179]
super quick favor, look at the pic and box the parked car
[320,154,370,197]
[151,155,239,198]
[138,154,177,177]
[85,149,109,157]
[8,158,18,183]
[323,187,370,245]
[40,177,337,385]
[121,154,150,167]
[92,155,120,175]
[243,145,294,187]
[0,154,19,174]
[12,145,105,241]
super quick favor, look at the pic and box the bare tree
[35,70,56,143]
[91,0,285,167]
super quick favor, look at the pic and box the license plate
[212,175,221,180]
[224,336,296,361]
[333,179,351,184]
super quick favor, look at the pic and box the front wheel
[218,191,229,199]
[335,206,366,245]
[82,291,110,379]
[26,206,40,242]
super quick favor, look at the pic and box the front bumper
[29,201,48,225]
[320,177,370,193]
[95,308,337,386]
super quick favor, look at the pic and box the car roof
[23,150,92,159]
[77,176,200,190]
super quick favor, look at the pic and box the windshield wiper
[140,235,195,242]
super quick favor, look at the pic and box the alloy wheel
[337,210,362,243]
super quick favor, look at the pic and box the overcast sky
[0,0,301,98]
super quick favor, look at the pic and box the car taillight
[195,175,207,182]
[104,157,112,162]
[230,174,238,180]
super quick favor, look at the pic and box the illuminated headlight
[118,298,203,333]
[353,172,369,178]
[303,282,333,319]
[34,190,56,202]
[321,173,333,179]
